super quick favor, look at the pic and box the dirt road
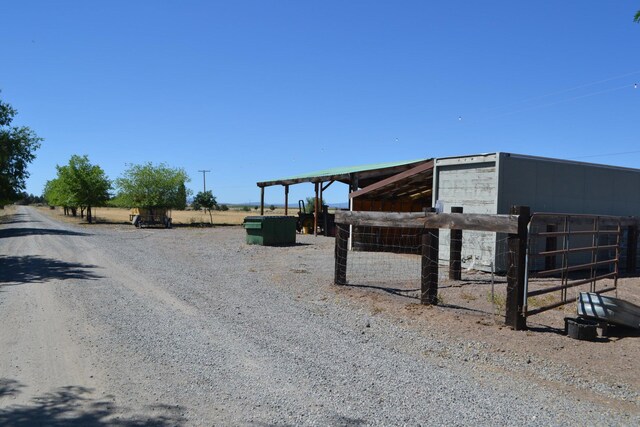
[1,206,638,425]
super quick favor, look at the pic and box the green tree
[175,181,187,210]
[635,10,640,23]
[114,162,191,209]
[43,177,76,216]
[0,95,43,205]
[45,155,111,223]
[304,196,316,213]
[192,190,217,224]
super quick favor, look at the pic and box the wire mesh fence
[334,208,639,329]
[336,225,515,317]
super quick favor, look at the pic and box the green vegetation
[114,162,190,210]
[304,197,315,213]
[14,192,45,205]
[43,155,111,223]
[487,291,506,313]
[0,94,42,206]
[192,190,218,224]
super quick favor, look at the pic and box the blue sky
[2,1,639,204]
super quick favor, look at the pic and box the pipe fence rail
[334,207,640,330]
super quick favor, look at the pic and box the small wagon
[130,207,172,228]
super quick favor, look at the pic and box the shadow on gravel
[0,228,91,239]
[0,213,38,225]
[0,379,185,426]
[331,415,367,425]
[340,283,420,299]
[0,256,102,286]
[527,323,640,341]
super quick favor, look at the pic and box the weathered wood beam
[350,160,434,199]
[449,207,463,280]
[334,210,519,233]
[284,185,289,216]
[505,205,530,331]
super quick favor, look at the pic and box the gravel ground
[1,206,638,425]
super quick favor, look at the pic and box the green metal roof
[257,158,430,187]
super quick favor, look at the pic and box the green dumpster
[243,216,297,245]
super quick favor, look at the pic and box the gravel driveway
[1,206,638,425]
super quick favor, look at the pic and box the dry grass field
[38,206,295,226]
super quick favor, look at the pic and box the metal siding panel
[500,156,640,216]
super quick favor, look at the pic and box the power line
[571,149,640,160]
[482,69,640,114]
[456,70,640,125]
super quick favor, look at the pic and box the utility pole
[198,170,211,193]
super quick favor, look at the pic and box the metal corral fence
[334,207,639,330]
[524,213,638,319]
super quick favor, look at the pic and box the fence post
[449,206,463,280]
[627,225,638,275]
[505,205,530,330]
[421,208,439,304]
[335,223,348,285]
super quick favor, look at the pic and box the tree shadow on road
[0,379,185,426]
[0,256,102,286]
[0,213,39,226]
[0,228,90,239]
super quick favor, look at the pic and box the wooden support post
[449,206,463,280]
[545,224,557,271]
[421,207,439,305]
[314,182,319,236]
[505,205,530,330]
[626,225,637,275]
[284,185,289,216]
[260,186,265,215]
[335,224,348,285]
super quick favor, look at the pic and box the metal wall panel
[497,154,640,216]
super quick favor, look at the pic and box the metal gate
[524,213,622,318]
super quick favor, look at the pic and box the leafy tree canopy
[192,190,217,224]
[0,94,42,205]
[114,162,190,209]
[635,10,640,23]
[192,190,217,211]
[44,155,111,223]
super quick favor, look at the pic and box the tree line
[1,93,218,224]
[43,158,210,224]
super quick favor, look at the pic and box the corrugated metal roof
[258,158,429,187]
[273,158,428,181]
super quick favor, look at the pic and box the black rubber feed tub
[564,317,599,341]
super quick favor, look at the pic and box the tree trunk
[87,206,92,224]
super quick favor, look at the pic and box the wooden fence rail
[334,208,639,331]
[334,207,529,330]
